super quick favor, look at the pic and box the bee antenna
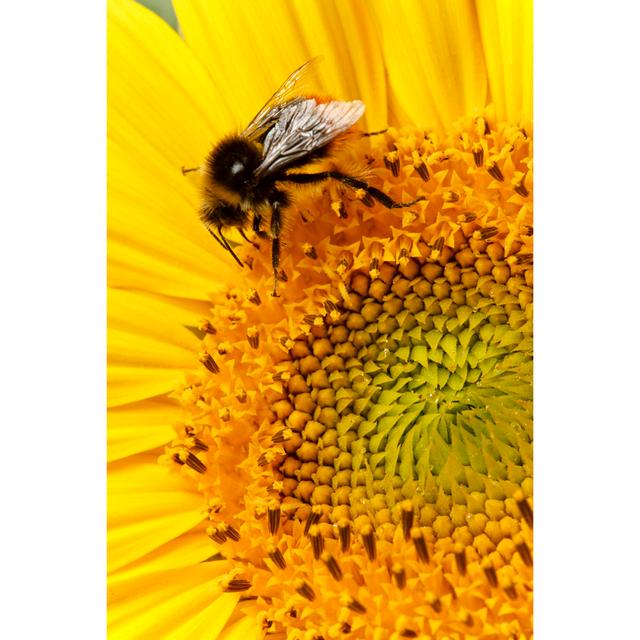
[361,128,388,138]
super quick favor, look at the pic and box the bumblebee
[188,61,424,296]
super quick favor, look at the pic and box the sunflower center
[166,116,533,638]
[272,242,532,548]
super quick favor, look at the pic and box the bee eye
[230,160,244,176]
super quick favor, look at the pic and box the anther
[356,189,375,208]
[267,544,287,569]
[304,505,323,535]
[443,190,459,203]
[478,226,498,240]
[257,450,275,467]
[198,318,217,335]
[427,593,442,613]
[454,542,467,575]
[481,557,498,587]
[224,524,241,541]
[410,527,429,563]
[413,153,430,181]
[178,451,207,474]
[487,161,504,182]
[272,428,293,444]
[504,581,518,600]
[303,243,318,259]
[384,151,400,177]
[340,622,351,634]
[369,257,380,279]
[224,578,252,592]
[308,525,324,560]
[207,525,227,544]
[514,490,533,528]
[198,351,220,374]
[322,552,343,581]
[516,253,534,266]
[331,200,348,219]
[514,535,533,566]
[432,236,445,254]
[514,180,529,197]
[360,524,377,561]
[392,563,406,589]
[338,519,351,552]
[294,579,316,601]
[401,500,414,540]
[346,597,367,614]
[472,143,484,167]
[268,503,281,535]
[189,437,209,452]
[400,630,418,638]
[246,288,261,305]
[247,326,259,349]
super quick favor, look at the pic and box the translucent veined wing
[255,99,365,178]
[243,59,316,142]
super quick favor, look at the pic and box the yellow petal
[107,288,200,407]
[371,0,488,129]
[286,0,388,130]
[108,137,237,300]
[109,562,238,640]
[173,0,387,129]
[108,0,244,297]
[475,0,533,122]
[108,0,234,161]
[219,615,263,640]
[107,396,178,462]
[110,523,217,582]
[174,0,309,129]
[108,454,205,573]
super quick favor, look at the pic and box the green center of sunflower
[273,247,532,545]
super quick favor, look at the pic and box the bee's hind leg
[282,172,425,209]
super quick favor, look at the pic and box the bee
[186,61,424,296]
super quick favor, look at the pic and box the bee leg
[282,172,425,209]
[216,225,245,267]
[268,193,288,297]
[238,227,260,250]
[271,237,281,297]
[181,166,200,175]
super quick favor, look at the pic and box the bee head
[207,136,261,194]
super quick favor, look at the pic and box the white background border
[1,0,639,637]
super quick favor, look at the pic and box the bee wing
[243,59,316,142]
[255,99,365,178]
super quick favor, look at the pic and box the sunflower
[107,0,533,638]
